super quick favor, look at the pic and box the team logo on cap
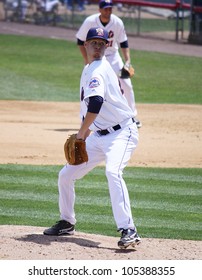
[96,28,104,37]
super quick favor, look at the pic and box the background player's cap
[86,27,109,43]
[99,0,113,9]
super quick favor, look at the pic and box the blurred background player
[76,0,142,128]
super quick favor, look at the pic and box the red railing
[111,0,202,41]
[113,0,181,10]
[113,0,202,12]
[193,6,202,13]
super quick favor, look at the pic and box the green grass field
[1,34,202,104]
[0,164,201,240]
[0,34,202,241]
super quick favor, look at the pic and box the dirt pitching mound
[1,225,201,260]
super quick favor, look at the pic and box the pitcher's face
[85,39,107,62]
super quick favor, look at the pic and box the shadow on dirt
[15,234,137,253]
[15,234,100,248]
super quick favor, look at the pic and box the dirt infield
[1,100,202,168]
[0,22,202,260]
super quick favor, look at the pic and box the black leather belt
[97,118,135,136]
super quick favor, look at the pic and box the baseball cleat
[118,228,141,249]
[43,220,75,236]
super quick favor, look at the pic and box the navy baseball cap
[86,27,109,43]
[99,0,113,9]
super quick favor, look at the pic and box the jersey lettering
[108,30,114,47]
[108,40,113,47]
[108,30,114,38]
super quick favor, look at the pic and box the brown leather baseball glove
[64,134,88,165]
[119,63,135,79]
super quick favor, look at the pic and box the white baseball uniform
[76,13,137,115]
[58,58,138,230]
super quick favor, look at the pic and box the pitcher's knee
[105,168,121,181]
[58,166,73,187]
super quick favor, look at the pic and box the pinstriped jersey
[76,13,127,56]
[80,58,134,131]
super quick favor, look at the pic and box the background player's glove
[119,63,135,79]
[64,134,88,165]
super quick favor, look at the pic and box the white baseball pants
[58,121,138,230]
